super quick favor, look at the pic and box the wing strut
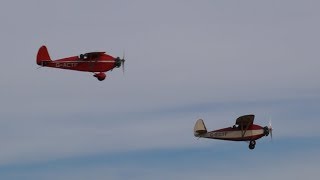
[240,122,250,138]
[236,115,254,138]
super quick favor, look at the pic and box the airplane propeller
[115,51,125,74]
[121,51,125,74]
[263,117,273,141]
[268,119,273,140]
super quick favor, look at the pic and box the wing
[235,114,255,138]
[85,52,106,56]
[235,114,254,126]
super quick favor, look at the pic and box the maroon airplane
[194,114,273,150]
[36,45,125,81]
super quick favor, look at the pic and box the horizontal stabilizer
[194,119,207,137]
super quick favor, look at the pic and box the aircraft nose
[263,126,269,136]
[114,56,125,74]
[115,57,122,68]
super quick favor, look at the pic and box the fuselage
[202,124,265,141]
[43,54,117,72]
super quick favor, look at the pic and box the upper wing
[235,114,254,126]
[236,114,255,137]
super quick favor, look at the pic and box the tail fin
[194,119,207,137]
[37,45,51,65]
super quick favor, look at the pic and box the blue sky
[1,0,320,179]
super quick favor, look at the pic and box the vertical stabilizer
[194,119,207,137]
[37,45,51,65]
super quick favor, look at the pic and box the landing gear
[93,72,106,81]
[249,140,256,150]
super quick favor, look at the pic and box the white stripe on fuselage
[52,61,115,68]
[54,61,115,63]
[203,129,264,139]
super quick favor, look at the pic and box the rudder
[37,45,51,65]
[194,119,207,137]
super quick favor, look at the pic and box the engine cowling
[263,126,269,136]
[93,72,106,81]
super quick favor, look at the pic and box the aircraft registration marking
[55,62,78,68]
[209,131,227,137]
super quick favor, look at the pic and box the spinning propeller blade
[121,51,125,74]
[268,119,273,140]
[115,51,125,74]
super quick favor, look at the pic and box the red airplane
[36,45,125,81]
[194,114,272,150]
